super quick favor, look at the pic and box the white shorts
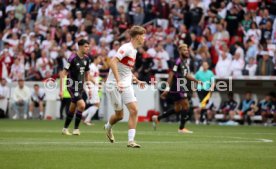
[86,85,100,104]
[108,86,137,111]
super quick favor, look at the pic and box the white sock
[85,106,98,122]
[39,112,43,116]
[128,129,136,142]
[29,112,33,116]
[105,121,112,130]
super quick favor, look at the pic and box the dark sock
[74,110,82,129]
[179,110,188,130]
[158,109,175,121]
[64,111,74,128]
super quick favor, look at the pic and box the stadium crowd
[0,0,275,125]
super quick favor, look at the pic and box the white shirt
[106,42,137,87]
[31,89,46,102]
[10,63,25,81]
[0,84,9,99]
[245,64,257,76]
[153,50,170,70]
[13,86,31,102]
[215,58,232,78]
[230,59,244,76]
[89,63,100,84]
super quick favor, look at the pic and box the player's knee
[129,107,138,117]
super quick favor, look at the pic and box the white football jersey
[89,63,100,84]
[106,42,137,87]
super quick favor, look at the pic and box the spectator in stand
[152,43,169,73]
[215,45,232,78]
[245,39,258,62]
[245,57,257,76]
[11,79,31,119]
[230,52,244,76]
[0,78,9,117]
[36,50,52,80]
[9,57,24,81]
[256,51,274,76]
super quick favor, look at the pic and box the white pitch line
[0,139,273,145]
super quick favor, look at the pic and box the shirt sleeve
[85,57,90,72]
[115,45,129,61]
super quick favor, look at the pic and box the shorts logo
[74,92,79,97]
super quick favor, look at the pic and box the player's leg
[193,107,201,124]
[84,87,100,125]
[122,86,140,148]
[126,101,140,148]
[62,102,76,135]
[178,99,193,133]
[22,100,29,119]
[261,111,267,124]
[84,103,99,125]
[247,110,254,125]
[73,99,86,135]
[28,101,34,119]
[38,101,44,119]
[104,89,123,143]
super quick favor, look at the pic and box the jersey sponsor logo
[84,60,87,66]
[80,67,85,75]
[76,63,80,66]
[120,56,135,67]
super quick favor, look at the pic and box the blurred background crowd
[0,0,275,81]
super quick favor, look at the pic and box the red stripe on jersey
[120,56,135,67]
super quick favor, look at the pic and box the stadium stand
[0,0,275,125]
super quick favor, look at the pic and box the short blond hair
[129,26,146,38]
[178,43,188,50]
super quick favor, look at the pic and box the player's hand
[137,80,146,89]
[59,91,63,99]
[161,91,168,100]
[117,81,124,93]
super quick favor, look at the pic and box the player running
[104,26,146,148]
[60,39,91,136]
[82,55,102,126]
[152,44,201,133]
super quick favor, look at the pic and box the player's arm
[160,71,174,99]
[109,57,121,83]
[132,73,146,89]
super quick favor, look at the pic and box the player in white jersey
[104,26,146,148]
[82,55,102,126]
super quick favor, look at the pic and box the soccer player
[104,26,146,148]
[152,44,201,133]
[60,39,91,135]
[82,55,102,126]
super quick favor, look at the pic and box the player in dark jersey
[152,44,201,133]
[60,39,91,135]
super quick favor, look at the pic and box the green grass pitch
[0,120,275,169]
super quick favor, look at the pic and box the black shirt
[65,53,90,91]
[170,58,191,93]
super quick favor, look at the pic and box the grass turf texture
[0,120,275,169]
